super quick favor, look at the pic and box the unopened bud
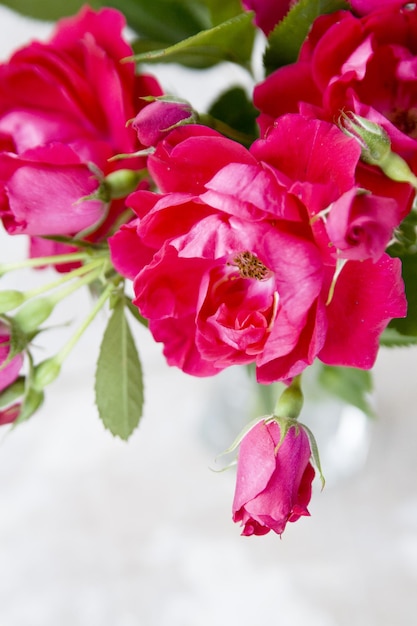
[0,290,25,314]
[97,169,143,202]
[132,98,196,147]
[339,111,417,187]
[32,358,61,390]
[14,297,54,333]
[339,112,391,164]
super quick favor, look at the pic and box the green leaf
[317,364,374,418]
[264,0,349,74]
[388,252,417,336]
[0,0,95,20]
[203,0,245,25]
[380,327,417,347]
[95,299,143,440]
[208,86,259,139]
[130,12,256,70]
[107,0,210,44]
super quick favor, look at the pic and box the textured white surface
[1,7,417,625]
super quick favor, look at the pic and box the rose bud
[232,418,315,536]
[131,99,195,148]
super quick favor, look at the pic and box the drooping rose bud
[232,418,315,536]
[131,99,195,148]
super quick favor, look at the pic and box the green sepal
[263,0,349,74]
[0,376,25,409]
[0,316,31,364]
[298,421,325,489]
[130,12,255,70]
[13,387,45,425]
[95,298,144,440]
[218,414,271,458]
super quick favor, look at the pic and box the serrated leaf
[264,0,349,74]
[130,12,255,70]
[318,364,374,418]
[95,300,143,440]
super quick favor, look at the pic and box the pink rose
[0,6,162,244]
[0,322,24,425]
[232,419,315,536]
[147,124,255,194]
[242,0,297,35]
[111,116,406,382]
[254,3,417,167]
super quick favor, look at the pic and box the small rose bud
[339,112,391,164]
[0,290,25,314]
[97,169,143,202]
[32,358,61,390]
[13,297,55,333]
[339,112,417,187]
[232,418,315,536]
[132,99,195,147]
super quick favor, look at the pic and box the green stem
[199,113,257,147]
[55,282,114,366]
[0,251,92,275]
[47,264,107,307]
[274,374,304,419]
[22,258,106,301]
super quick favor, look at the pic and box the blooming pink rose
[111,116,407,382]
[0,322,24,425]
[0,145,105,236]
[254,3,417,166]
[147,124,256,194]
[232,419,315,536]
[0,6,162,245]
[242,0,297,35]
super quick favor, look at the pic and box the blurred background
[1,6,417,625]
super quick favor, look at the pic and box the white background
[0,6,417,625]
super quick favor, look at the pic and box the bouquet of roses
[1,0,416,537]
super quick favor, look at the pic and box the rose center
[390,107,417,138]
[232,251,270,280]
